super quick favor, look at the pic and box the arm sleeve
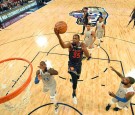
[115,96,128,103]
[34,75,39,84]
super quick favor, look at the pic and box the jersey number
[73,51,81,58]
[44,77,49,81]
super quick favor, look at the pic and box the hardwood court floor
[0,0,135,115]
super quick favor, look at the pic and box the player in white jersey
[95,16,105,47]
[84,24,96,57]
[106,66,135,111]
[35,61,58,101]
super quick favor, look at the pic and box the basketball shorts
[84,39,94,48]
[83,19,88,25]
[43,81,56,97]
[96,31,104,39]
[111,97,130,108]
[68,61,82,78]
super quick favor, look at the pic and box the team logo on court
[69,6,108,26]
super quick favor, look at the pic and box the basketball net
[2,83,32,111]
[0,58,33,111]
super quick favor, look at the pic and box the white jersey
[84,30,93,47]
[40,68,56,87]
[116,83,134,98]
[96,21,104,32]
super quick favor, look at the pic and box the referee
[81,7,89,35]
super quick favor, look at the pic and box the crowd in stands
[0,0,32,13]
[0,0,52,13]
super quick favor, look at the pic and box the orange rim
[0,58,33,104]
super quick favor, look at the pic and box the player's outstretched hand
[108,91,116,97]
[110,66,115,71]
[54,28,59,36]
[87,56,91,60]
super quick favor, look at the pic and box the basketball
[55,21,67,34]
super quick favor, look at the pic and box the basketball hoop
[0,58,33,110]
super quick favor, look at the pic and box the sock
[72,90,76,97]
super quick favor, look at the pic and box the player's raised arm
[110,66,124,79]
[48,68,58,75]
[54,28,71,48]
[130,9,134,17]
[34,70,41,84]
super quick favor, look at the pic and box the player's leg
[0,23,3,31]
[97,31,101,47]
[71,63,82,104]
[133,18,135,28]
[68,62,79,104]
[50,82,57,102]
[97,31,103,47]
[76,62,82,79]
[88,45,94,57]
[81,21,87,35]
[69,67,78,96]
[81,25,86,35]
[127,18,133,26]
[100,31,104,42]
[69,72,78,104]
[70,72,78,94]
[49,82,59,114]
[43,86,49,93]
[106,98,118,111]
[89,48,93,57]
[113,101,130,111]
